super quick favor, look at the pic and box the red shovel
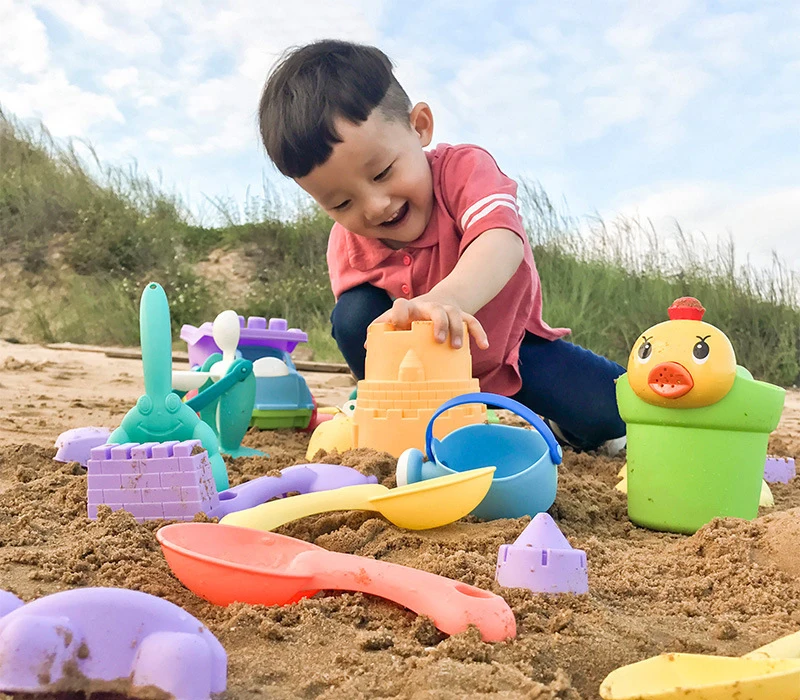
[157,522,516,642]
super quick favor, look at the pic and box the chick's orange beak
[647,362,694,399]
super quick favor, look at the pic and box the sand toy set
[18,284,795,699]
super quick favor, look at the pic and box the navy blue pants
[331,283,626,450]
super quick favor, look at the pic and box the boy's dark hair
[259,40,412,178]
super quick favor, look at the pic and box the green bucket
[617,366,785,534]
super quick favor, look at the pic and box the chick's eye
[692,338,710,364]
[636,340,653,363]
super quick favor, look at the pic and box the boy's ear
[409,102,434,147]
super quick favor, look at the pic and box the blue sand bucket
[396,392,562,520]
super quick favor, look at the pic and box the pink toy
[495,513,588,594]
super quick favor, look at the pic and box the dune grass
[2,109,798,383]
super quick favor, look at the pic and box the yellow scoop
[220,467,494,531]
[600,630,800,700]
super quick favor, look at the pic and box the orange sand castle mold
[352,321,486,457]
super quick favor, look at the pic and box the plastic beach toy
[396,392,562,520]
[0,587,226,699]
[352,321,485,456]
[0,591,23,618]
[181,315,307,367]
[158,522,516,642]
[219,467,495,531]
[764,456,796,484]
[495,513,588,594]
[109,282,229,492]
[181,315,315,430]
[600,629,800,700]
[174,310,301,457]
[87,439,376,522]
[305,403,356,460]
[617,297,785,534]
[54,426,111,466]
[213,462,378,518]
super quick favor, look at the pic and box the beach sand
[0,339,798,699]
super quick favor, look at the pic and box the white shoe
[598,435,627,458]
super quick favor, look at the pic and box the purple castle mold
[87,440,218,522]
[495,513,589,595]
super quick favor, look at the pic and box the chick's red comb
[668,297,705,321]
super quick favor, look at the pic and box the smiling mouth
[381,202,409,227]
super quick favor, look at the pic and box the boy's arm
[373,145,528,349]
[376,228,523,348]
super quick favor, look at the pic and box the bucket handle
[426,392,563,466]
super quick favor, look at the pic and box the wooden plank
[293,360,351,374]
[46,342,350,374]
[104,349,189,363]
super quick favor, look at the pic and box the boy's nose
[364,196,392,225]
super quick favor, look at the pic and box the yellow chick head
[626,297,737,408]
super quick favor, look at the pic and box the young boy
[258,39,626,453]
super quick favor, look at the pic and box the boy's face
[296,103,434,248]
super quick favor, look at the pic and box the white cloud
[610,182,800,271]
[102,67,140,91]
[604,0,694,53]
[0,1,51,74]
[33,0,163,56]
[0,70,124,136]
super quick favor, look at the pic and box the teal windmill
[108,283,229,491]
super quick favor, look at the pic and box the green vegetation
[1,109,798,384]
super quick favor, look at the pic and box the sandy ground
[0,340,799,699]
[0,341,356,447]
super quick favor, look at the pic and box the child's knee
[331,284,391,338]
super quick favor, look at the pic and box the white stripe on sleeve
[463,200,520,231]
[459,193,518,231]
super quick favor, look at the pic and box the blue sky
[2,0,799,270]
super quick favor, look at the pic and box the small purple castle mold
[0,587,226,699]
[495,513,589,595]
[764,456,796,484]
[87,440,218,522]
[181,315,308,367]
[54,427,112,467]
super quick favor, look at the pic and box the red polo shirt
[327,143,570,395]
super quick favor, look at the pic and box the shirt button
[401,283,410,295]
[403,255,412,266]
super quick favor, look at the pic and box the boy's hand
[371,295,489,350]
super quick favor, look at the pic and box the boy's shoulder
[428,142,500,168]
[428,142,510,184]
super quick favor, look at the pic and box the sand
[0,339,799,699]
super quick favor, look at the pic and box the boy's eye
[332,200,350,211]
[373,164,392,181]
